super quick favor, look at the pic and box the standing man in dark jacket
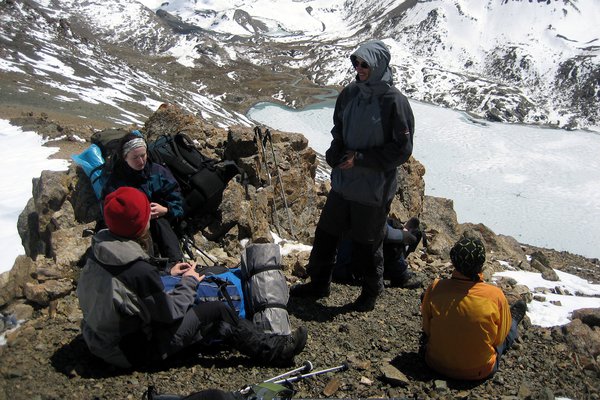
[77,186,307,368]
[291,40,415,311]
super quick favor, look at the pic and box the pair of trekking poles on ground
[144,361,349,399]
[253,126,295,239]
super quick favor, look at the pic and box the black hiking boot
[389,271,424,289]
[277,326,308,362]
[510,300,528,325]
[349,293,377,312]
[290,281,330,298]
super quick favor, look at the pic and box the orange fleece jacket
[421,270,512,380]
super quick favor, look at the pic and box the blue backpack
[71,144,107,199]
[161,266,246,319]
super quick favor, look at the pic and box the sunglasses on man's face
[352,59,370,69]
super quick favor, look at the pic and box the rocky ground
[1,272,599,400]
[0,108,599,400]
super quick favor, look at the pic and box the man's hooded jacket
[326,40,414,207]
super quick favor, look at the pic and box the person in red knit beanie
[77,186,307,369]
[103,186,151,238]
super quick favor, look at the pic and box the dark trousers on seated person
[308,190,388,298]
[150,217,184,262]
[153,301,239,361]
[151,301,306,367]
[492,318,520,375]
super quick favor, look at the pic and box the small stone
[360,376,373,385]
[554,286,565,295]
[434,379,448,391]
[518,382,533,399]
[322,377,342,396]
[354,360,371,370]
[379,363,409,387]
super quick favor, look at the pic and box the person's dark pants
[307,190,388,298]
[153,301,238,361]
[154,302,300,366]
[383,249,410,285]
[492,318,520,375]
[150,217,184,262]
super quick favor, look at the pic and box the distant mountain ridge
[0,0,598,131]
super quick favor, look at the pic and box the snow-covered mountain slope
[0,0,253,128]
[0,0,598,131]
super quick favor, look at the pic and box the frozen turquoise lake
[249,100,600,259]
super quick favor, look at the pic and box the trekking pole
[273,362,349,384]
[181,234,214,267]
[253,126,272,186]
[254,126,281,235]
[263,129,295,238]
[263,361,313,383]
[238,361,313,396]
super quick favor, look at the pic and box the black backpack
[87,128,136,196]
[90,128,131,159]
[147,132,241,220]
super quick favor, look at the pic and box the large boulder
[421,195,460,257]
[390,156,426,222]
[0,256,37,307]
[561,318,600,371]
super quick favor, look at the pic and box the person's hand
[150,202,168,219]
[338,151,356,170]
[183,267,205,282]
[170,260,196,276]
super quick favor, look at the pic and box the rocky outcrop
[0,104,424,306]
[0,105,600,398]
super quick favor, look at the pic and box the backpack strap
[253,303,288,313]
[245,265,281,278]
[204,276,237,313]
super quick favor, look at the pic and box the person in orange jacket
[420,237,527,380]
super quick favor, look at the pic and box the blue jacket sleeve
[149,163,185,218]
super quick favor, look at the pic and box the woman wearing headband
[102,131,185,265]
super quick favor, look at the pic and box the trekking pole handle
[274,362,349,384]
[263,128,272,147]
[264,360,313,383]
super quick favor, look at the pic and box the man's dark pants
[307,190,388,298]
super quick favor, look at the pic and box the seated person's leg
[493,300,527,373]
[153,301,237,361]
[151,217,184,261]
[153,301,307,366]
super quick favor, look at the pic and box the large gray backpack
[240,243,291,335]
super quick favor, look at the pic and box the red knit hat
[103,187,151,238]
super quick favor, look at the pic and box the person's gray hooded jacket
[327,40,414,207]
[77,229,198,368]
